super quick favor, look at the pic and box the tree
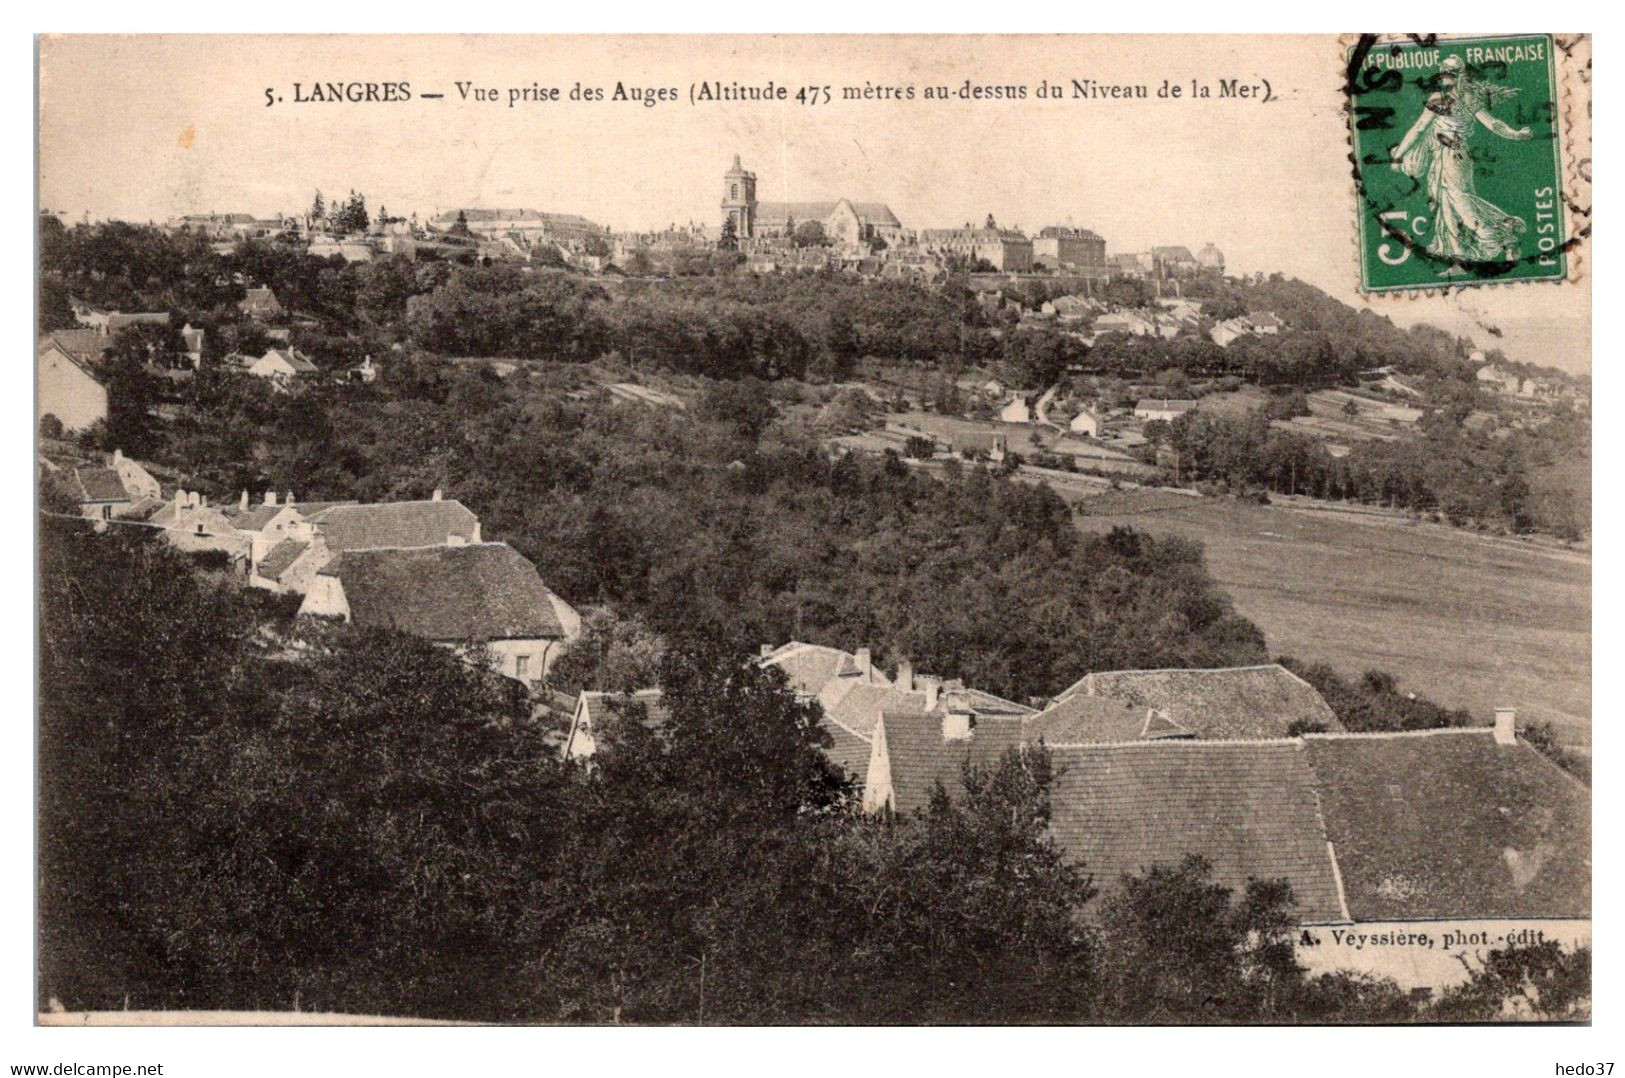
[310,190,326,224]
[718,216,739,252]
[792,220,828,248]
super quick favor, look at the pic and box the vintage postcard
[34,34,1592,1038]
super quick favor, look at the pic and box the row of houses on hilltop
[561,640,1589,993]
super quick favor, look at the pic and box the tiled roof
[224,500,352,533]
[1061,664,1341,740]
[40,330,113,376]
[240,287,281,312]
[1304,730,1590,921]
[755,201,902,228]
[819,678,926,739]
[875,712,1032,816]
[322,542,571,641]
[943,687,1035,717]
[70,467,129,503]
[309,499,479,552]
[821,717,873,778]
[257,539,310,582]
[1046,740,1346,924]
[582,690,670,737]
[1021,694,1185,744]
[762,642,882,696]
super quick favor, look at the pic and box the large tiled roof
[1046,740,1347,924]
[821,716,874,778]
[257,539,310,582]
[70,466,129,503]
[875,712,1032,817]
[1304,730,1590,921]
[818,678,926,739]
[309,499,480,552]
[1021,693,1187,744]
[755,201,902,229]
[321,542,570,641]
[1061,664,1341,740]
[225,500,353,533]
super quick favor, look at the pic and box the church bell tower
[721,154,757,238]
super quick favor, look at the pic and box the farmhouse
[239,287,284,319]
[858,710,1589,991]
[299,541,581,684]
[241,493,483,593]
[1050,663,1342,739]
[238,347,319,384]
[1068,406,1106,437]
[38,331,111,432]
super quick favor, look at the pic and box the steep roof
[755,201,902,229]
[1061,664,1341,740]
[821,716,874,778]
[873,712,1032,816]
[1304,730,1590,921]
[40,330,113,376]
[69,466,129,503]
[1021,693,1188,744]
[1047,740,1346,924]
[819,678,927,739]
[309,499,480,552]
[239,287,281,312]
[582,690,670,737]
[257,539,310,582]
[321,542,570,641]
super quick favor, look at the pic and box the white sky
[38,34,1590,372]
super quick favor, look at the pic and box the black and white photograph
[21,26,1604,1068]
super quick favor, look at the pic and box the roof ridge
[1088,662,1288,677]
[1303,726,1495,742]
[1046,736,1308,749]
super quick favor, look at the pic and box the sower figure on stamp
[1391,54,1533,272]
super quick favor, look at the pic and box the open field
[1072,493,1591,748]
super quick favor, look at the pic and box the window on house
[515,654,530,680]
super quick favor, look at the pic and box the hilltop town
[36,153,1591,1025]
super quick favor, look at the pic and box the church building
[721,155,904,246]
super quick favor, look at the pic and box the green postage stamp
[1346,34,1570,293]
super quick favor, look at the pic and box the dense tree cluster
[1146,396,1588,537]
[39,520,1577,1022]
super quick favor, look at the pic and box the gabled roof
[239,287,282,312]
[755,201,902,229]
[821,716,874,778]
[819,678,927,739]
[257,348,319,374]
[1021,693,1188,744]
[225,500,352,533]
[1060,664,1341,740]
[257,539,310,582]
[40,330,113,377]
[1304,730,1590,921]
[582,689,670,737]
[309,499,479,552]
[1046,740,1347,924]
[761,641,884,696]
[320,542,571,642]
[69,466,129,504]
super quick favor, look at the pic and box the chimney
[264,490,277,506]
[173,488,185,509]
[942,706,974,741]
[855,648,873,682]
[1494,707,1517,745]
[896,657,914,693]
[432,488,443,501]
[111,448,123,465]
[239,490,249,511]
[284,491,294,507]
